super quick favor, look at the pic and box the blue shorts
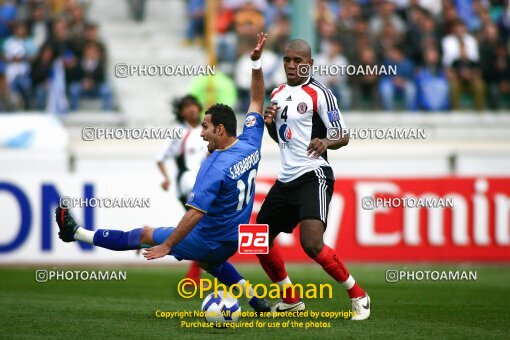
[152,227,237,264]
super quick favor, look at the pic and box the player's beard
[206,138,215,153]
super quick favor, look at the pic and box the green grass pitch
[0,264,509,339]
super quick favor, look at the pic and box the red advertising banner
[231,177,510,262]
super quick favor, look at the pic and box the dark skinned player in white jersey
[258,39,370,320]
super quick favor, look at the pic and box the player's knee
[300,238,323,259]
[140,226,154,245]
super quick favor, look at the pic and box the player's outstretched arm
[247,32,267,115]
[143,208,205,260]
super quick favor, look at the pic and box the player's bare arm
[156,160,170,190]
[248,32,267,116]
[307,133,350,158]
[263,103,279,142]
[143,207,205,260]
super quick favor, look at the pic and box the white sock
[342,275,356,290]
[276,276,292,289]
[73,227,95,244]
[236,279,256,300]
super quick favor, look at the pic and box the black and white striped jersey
[269,77,346,183]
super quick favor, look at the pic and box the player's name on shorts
[229,150,260,179]
[82,127,183,141]
[115,63,216,78]
[327,127,427,140]
[59,196,151,209]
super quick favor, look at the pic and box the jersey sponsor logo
[297,102,308,114]
[327,109,341,122]
[244,115,256,127]
[278,124,292,142]
[285,95,292,101]
[238,224,269,254]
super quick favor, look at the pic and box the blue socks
[93,228,143,251]
[208,262,243,286]
[208,262,264,307]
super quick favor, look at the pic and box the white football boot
[351,294,371,320]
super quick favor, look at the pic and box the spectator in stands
[26,2,50,50]
[407,9,441,65]
[78,23,108,64]
[234,0,265,37]
[67,4,88,53]
[372,21,404,61]
[264,0,290,28]
[438,2,460,36]
[266,13,289,54]
[68,42,112,111]
[3,21,38,110]
[498,2,510,42]
[216,0,236,65]
[185,0,205,45]
[491,44,510,108]
[479,23,510,109]
[448,41,485,110]
[351,19,371,61]
[336,1,361,62]
[379,46,416,111]
[45,17,76,58]
[441,19,479,67]
[417,0,442,18]
[233,0,265,63]
[314,39,351,109]
[0,0,16,40]
[369,1,406,37]
[352,47,380,110]
[415,48,450,111]
[31,44,55,110]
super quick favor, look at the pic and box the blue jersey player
[56,33,271,312]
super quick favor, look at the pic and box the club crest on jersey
[327,109,340,122]
[244,115,256,127]
[297,102,307,114]
[278,124,292,142]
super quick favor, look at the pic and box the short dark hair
[205,103,237,136]
[172,94,202,123]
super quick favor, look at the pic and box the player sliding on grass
[56,32,272,313]
[258,39,371,320]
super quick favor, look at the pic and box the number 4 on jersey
[280,106,288,122]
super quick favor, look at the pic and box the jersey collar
[286,76,312,88]
[217,138,238,152]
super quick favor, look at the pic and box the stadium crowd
[0,0,111,113]
[186,0,510,112]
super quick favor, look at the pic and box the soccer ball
[201,290,241,325]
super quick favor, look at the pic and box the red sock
[314,245,366,299]
[185,261,201,283]
[257,246,300,303]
